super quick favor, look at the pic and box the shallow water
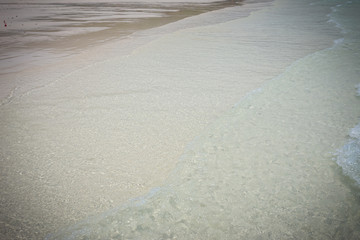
[0,0,241,74]
[1,0,360,239]
[1,1,274,239]
[43,0,360,239]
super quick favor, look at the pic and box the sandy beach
[1,0,360,239]
[0,1,256,239]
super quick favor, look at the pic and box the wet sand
[0,0,241,75]
[44,0,360,239]
[4,0,357,239]
[0,1,250,239]
[43,0,360,239]
[0,0,243,103]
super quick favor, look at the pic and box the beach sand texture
[0,0,242,75]
[1,0,360,239]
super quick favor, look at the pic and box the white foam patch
[334,37,344,45]
[336,123,360,186]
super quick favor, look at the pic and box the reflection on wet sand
[0,1,241,74]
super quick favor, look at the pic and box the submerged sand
[2,0,359,239]
[0,1,255,239]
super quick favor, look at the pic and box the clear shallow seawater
[332,0,360,191]
[44,0,360,239]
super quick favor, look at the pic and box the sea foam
[336,123,360,186]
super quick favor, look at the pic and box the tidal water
[0,0,240,74]
[43,0,360,239]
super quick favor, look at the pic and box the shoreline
[47,0,360,239]
[3,0,358,239]
[0,0,242,76]
[1,1,265,239]
[0,0,244,106]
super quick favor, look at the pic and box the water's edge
[46,0,360,239]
